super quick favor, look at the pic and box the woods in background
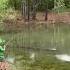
[0,0,70,21]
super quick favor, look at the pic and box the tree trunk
[32,0,37,20]
[45,9,48,21]
[21,0,27,20]
[32,7,36,20]
[27,0,30,21]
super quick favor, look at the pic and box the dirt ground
[36,12,70,23]
[3,12,70,31]
[0,61,10,70]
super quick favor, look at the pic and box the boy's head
[0,39,5,46]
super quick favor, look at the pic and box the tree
[54,0,65,13]
[45,0,48,21]
[64,0,70,8]
[32,0,39,20]
[8,0,22,10]
[21,0,31,21]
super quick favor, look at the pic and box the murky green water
[5,47,70,70]
[1,23,70,70]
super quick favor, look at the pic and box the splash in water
[30,52,35,59]
[55,54,70,62]
[5,56,15,64]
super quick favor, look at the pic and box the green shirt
[0,46,5,60]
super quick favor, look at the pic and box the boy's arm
[3,45,6,50]
[0,46,5,51]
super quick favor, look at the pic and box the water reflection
[55,54,70,62]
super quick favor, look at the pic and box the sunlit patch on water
[55,54,70,62]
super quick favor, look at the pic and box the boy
[0,39,6,62]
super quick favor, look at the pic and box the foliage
[0,0,70,11]
[0,38,5,46]
[0,0,8,10]
[37,0,54,11]
[64,0,70,8]
[8,0,22,10]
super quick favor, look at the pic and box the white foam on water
[55,54,70,62]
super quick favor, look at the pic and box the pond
[1,23,70,70]
[5,47,70,70]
